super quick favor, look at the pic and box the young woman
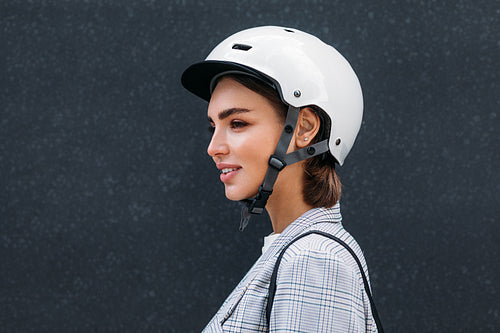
[182,26,383,333]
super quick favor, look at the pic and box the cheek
[238,126,282,169]
[234,136,267,165]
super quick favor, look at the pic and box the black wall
[1,1,498,332]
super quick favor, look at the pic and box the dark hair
[221,74,341,208]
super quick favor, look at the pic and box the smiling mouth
[220,167,239,174]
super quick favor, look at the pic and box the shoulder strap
[266,230,384,332]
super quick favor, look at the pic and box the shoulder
[277,227,369,286]
[270,230,369,329]
[280,231,354,273]
[284,225,362,258]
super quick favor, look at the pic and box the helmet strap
[239,105,330,231]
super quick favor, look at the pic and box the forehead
[207,77,277,118]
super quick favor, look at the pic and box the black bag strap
[266,230,384,332]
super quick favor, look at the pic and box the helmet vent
[232,43,252,51]
[284,29,295,33]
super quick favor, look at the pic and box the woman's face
[207,77,284,201]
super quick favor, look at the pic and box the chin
[224,186,259,202]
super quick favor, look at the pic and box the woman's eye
[208,125,215,133]
[231,120,248,129]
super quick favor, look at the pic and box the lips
[216,163,241,183]
[220,167,239,174]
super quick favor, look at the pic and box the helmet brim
[181,60,275,102]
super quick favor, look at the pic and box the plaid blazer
[203,203,378,332]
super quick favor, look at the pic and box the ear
[295,107,321,148]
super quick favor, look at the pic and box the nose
[207,128,229,158]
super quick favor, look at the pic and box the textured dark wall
[1,0,498,332]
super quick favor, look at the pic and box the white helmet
[182,26,363,229]
[182,25,363,166]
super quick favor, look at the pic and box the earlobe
[296,107,321,148]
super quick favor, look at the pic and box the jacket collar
[216,203,342,325]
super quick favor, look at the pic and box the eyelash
[231,120,248,129]
[208,120,248,133]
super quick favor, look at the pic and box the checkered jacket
[203,203,378,332]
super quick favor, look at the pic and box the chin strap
[239,105,330,231]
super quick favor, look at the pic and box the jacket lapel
[217,258,262,324]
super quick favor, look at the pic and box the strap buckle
[268,155,287,171]
[247,185,273,214]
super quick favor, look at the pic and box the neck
[265,162,313,233]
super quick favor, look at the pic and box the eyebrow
[208,108,251,123]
